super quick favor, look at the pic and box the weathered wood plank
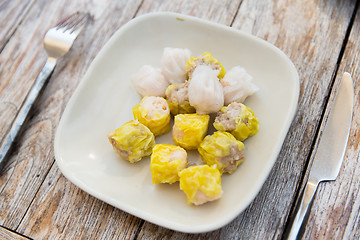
[0,0,116,145]
[218,0,356,239]
[0,0,34,143]
[0,117,53,228]
[137,0,241,24]
[0,1,143,239]
[0,0,357,240]
[0,103,18,148]
[0,226,30,240]
[135,0,356,239]
[18,166,143,239]
[301,6,360,239]
[10,0,243,239]
[0,0,35,52]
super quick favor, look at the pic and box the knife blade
[286,72,354,240]
[309,72,354,182]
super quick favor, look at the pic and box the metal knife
[286,72,354,239]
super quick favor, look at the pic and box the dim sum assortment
[107,47,260,205]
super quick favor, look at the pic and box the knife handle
[0,60,56,172]
[286,179,319,240]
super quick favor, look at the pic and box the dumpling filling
[165,82,196,115]
[198,131,245,174]
[213,102,259,141]
[214,102,242,130]
[217,142,245,174]
[107,120,155,163]
[185,52,226,79]
[141,96,170,119]
[133,96,171,136]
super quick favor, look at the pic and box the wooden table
[0,0,359,239]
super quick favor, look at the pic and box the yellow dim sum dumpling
[179,165,223,205]
[133,96,171,136]
[198,131,245,174]
[185,52,226,79]
[213,102,259,141]
[165,82,196,115]
[107,120,155,163]
[172,113,210,150]
[150,144,187,184]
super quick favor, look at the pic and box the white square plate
[54,12,299,233]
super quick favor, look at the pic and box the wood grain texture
[12,0,243,238]
[0,226,30,240]
[301,5,360,239]
[136,0,356,239]
[18,166,143,239]
[0,118,53,228]
[220,0,356,239]
[0,0,117,149]
[137,0,242,24]
[0,103,17,145]
[0,0,34,143]
[0,0,358,239]
[0,0,143,238]
[0,0,34,52]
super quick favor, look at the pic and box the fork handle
[0,60,56,171]
[286,179,320,240]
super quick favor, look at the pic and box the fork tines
[56,11,91,33]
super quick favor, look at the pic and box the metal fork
[0,12,90,172]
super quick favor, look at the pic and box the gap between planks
[13,160,56,232]
[0,225,33,240]
[0,0,36,55]
[130,1,244,238]
[281,1,360,239]
[6,0,148,235]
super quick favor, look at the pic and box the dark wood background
[0,0,359,239]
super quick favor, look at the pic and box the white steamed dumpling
[131,65,169,97]
[221,66,258,105]
[188,65,224,114]
[161,47,192,84]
